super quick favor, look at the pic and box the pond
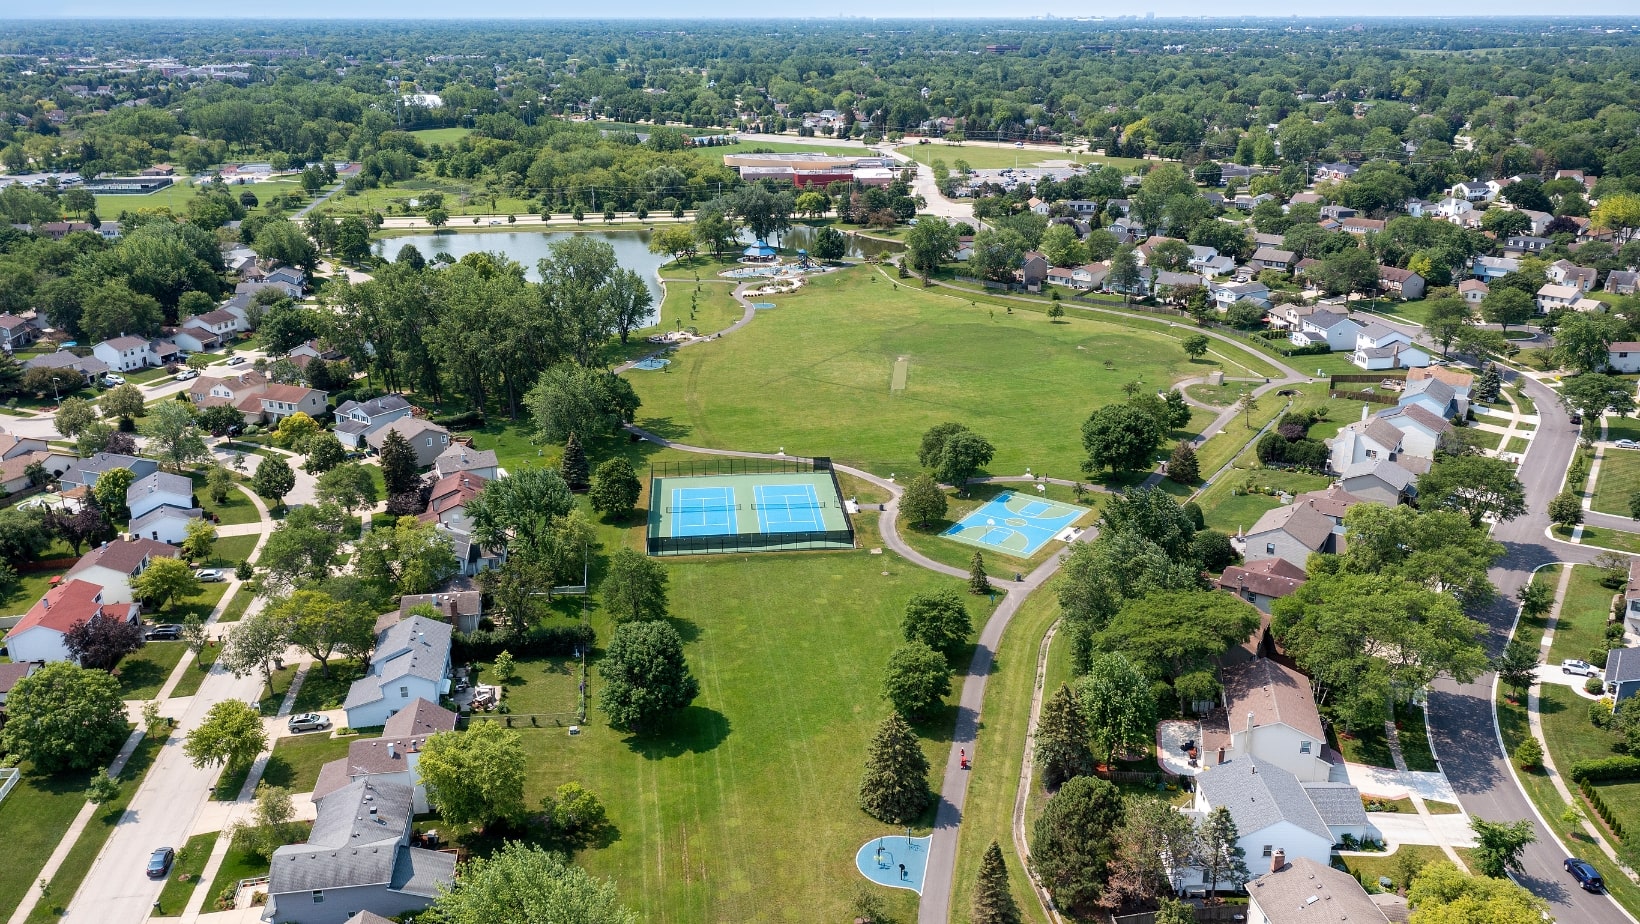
[740,225,903,260]
[377,229,669,309]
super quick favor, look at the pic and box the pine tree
[1166,441,1199,485]
[1035,683,1093,789]
[858,713,931,824]
[379,428,419,497]
[971,841,1021,924]
[561,432,590,490]
[968,550,991,595]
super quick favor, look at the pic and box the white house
[1372,404,1451,461]
[1537,283,1581,312]
[1350,322,1430,370]
[1450,180,1492,202]
[1610,342,1640,374]
[1398,377,1461,419]
[126,471,195,521]
[1289,311,1360,352]
[1433,197,1474,222]
[1548,260,1597,293]
[1205,659,1333,783]
[92,335,157,372]
[1339,459,1418,506]
[334,395,414,449]
[312,699,459,813]
[4,579,140,664]
[1470,255,1517,281]
[343,616,453,729]
[1327,417,1405,474]
[63,538,181,604]
[1185,757,1365,891]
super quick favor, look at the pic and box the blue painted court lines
[754,483,823,534]
[670,486,738,538]
[941,490,1088,557]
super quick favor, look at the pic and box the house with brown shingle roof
[1218,558,1308,613]
[1206,658,1332,783]
[64,537,182,603]
[1247,857,1390,923]
[312,699,459,812]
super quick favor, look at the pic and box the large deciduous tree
[422,842,635,924]
[271,589,375,677]
[0,662,129,772]
[183,699,268,770]
[901,589,971,657]
[131,556,202,613]
[588,457,641,520]
[139,400,209,470]
[527,363,640,443]
[917,422,996,486]
[600,547,670,623]
[354,516,458,596]
[880,641,951,718]
[467,466,575,558]
[900,473,948,527]
[597,620,699,733]
[1417,455,1528,527]
[1077,652,1159,766]
[418,722,529,827]
[1081,404,1164,473]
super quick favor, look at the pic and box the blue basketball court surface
[670,486,738,537]
[754,483,824,533]
[941,490,1090,558]
[854,835,930,893]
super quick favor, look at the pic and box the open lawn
[1593,448,1640,517]
[1336,844,1450,893]
[1553,565,1621,665]
[263,732,359,793]
[689,139,866,160]
[629,267,1198,478]
[0,763,103,915]
[1197,469,1331,534]
[1559,525,1640,555]
[192,477,262,527]
[1396,702,1438,773]
[896,142,1149,172]
[408,127,473,145]
[170,641,221,698]
[204,822,312,911]
[115,642,188,700]
[445,548,981,924]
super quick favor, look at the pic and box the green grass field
[408,127,473,145]
[896,142,1149,173]
[115,641,188,700]
[692,139,867,160]
[629,267,1196,479]
[1593,448,1640,516]
[263,732,359,793]
[152,832,217,917]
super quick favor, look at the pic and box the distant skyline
[24,3,1640,19]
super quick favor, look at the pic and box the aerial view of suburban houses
[6,13,1640,924]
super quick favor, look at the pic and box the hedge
[1568,755,1640,783]
[432,409,485,430]
[453,624,596,662]
[1581,779,1626,840]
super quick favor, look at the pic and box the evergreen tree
[1474,364,1502,403]
[1031,775,1124,914]
[1035,683,1093,789]
[380,428,419,497]
[1166,442,1199,485]
[858,713,931,824]
[971,841,1021,924]
[1198,806,1250,898]
[969,551,991,595]
[561,432,590,490]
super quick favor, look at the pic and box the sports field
[941,490,1090,558]
[647,470,852,554]
[629,268,1199,479]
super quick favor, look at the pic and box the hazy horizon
[21,5,1640,20]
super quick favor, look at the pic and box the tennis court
[941,490,1091,558]
[647,460,855,555]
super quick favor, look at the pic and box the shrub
[432,409,485,430]
[1589,647,1611,669]
[1567,755,1640,783]
[1514,736,1543,769]
[1587,676,1607,695]
[452,624,596,662]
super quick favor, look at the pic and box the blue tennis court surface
[754,483,823,533]
[671,486,738,538]
[941,491,1090,558]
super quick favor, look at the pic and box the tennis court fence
[649,528,857,556]
[649,455,823,479]
[647,456,858,556]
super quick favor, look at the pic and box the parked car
[288,712,332,733]
[145,624,182,641]
[226,355,246,365]
[1617,439,1639,450]
[102,374,125,386]
[1562,659,1599,677]
[1566,857,1604,892]
[146,846,175,879]
[194,568,225,582]
[175,369,199,381]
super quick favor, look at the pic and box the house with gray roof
[57,452,158,490]
[23,349,110,384]
[1185,757,1364,891]
[1246,857,1390,924]
[1328,417,1407,475]
[1339,459,1417,506]
[1605,647,1640,703]
[265,778,455,924]
[1372,404,1451,461]
[1397,377,1461,420]
[433,445,499,480]
[343,616,452,729]
[333,395,414,449]
[1243,500,1339,571]
[365,418,452,468]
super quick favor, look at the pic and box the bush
[1514,736,1543,769]
[1589,647,1611,669]
[1568,755,1640,783]
[452,624,596,663]
[1591,698,1615,729]
[1587,676,1607,695]
[432,409,485,430]
[1581,780,1625,839]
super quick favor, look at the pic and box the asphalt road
[1425,369,1634,924]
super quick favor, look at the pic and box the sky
[26,3,1640,18]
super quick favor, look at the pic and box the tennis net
[752,501,828,510]
[665,503,742,513]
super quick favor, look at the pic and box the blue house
[1606,648,1640,703]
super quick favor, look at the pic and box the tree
[1554,310,1626,373]
[588,457,641,520]
[858,712,931,824]
[527,364,640,442]
[271,589,374,677]
[24,366,84,399]
[0,507,50,563]
[181,517,217,562]
[1107,797,1200,908]
[220,607,289,694]
[201,466,234,509]
[91,465,136,520]
[693,209,735,257]
[601,547,670,623]
[85,772,122,804]
[918,422,996,486]
[425,208,449,228]
[1097,591,1259,682]
[541,781,609,843]
[971,841,1021,924]
[649,225,697,265]
[302,433,345,475]
[183,699,267,770]
[1513,735,1543,769]
[132,556,201,612]
[1407,861,1549,924]
[1181,334,1210,360]
[970,228,1027,283]
[598,620,699,732]
[200,403,244,437]
[1418,455,1528,527]
[55,396,97,439]
[270,411,320,452]
[1561,372,1637,422]
[1519,578,1555,619]
[1493,635,1540,702]
[1078,652,1159,765]
[1196,805,1250,899]
[63,611,147,671]
[181,615,210,666]
[1040,223,1087,268]
[1235,391,1260,429]
[881,641,951,718]
[356,516,459,596]
[140,400,210,470]
[377,428,419,498]
[415,721,529,828]
[1166,442,1199,485]
[44,503,111,555]
[99,383,145,424]
[905,215,959,281]
[467,466,575,557]
[900,473,948,528]
[0,662,128,772]
[560,433,590,490]
[1592,192,1640,243]
[313,462,378,513]
[1548,490,1584,528]
[1424,297,1474,357]
[253,221,318,274]
[901,589,971,657]
[421,842,634,924]
[1031,775,1124,913]
[1035,683,1093,789]
[250,456,296,507]
[1469,817,1535,878]
[1082,403,1165,473]
[969,550,991,595]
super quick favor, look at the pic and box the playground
[854,835,931,893]
[941,490,1091,558]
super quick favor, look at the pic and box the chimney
[387,741,396,758]
[1271,848,1285,873]
[1216,746,1225,766]
[1360,403,1368,422]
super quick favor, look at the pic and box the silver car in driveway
[287,713,332,733]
